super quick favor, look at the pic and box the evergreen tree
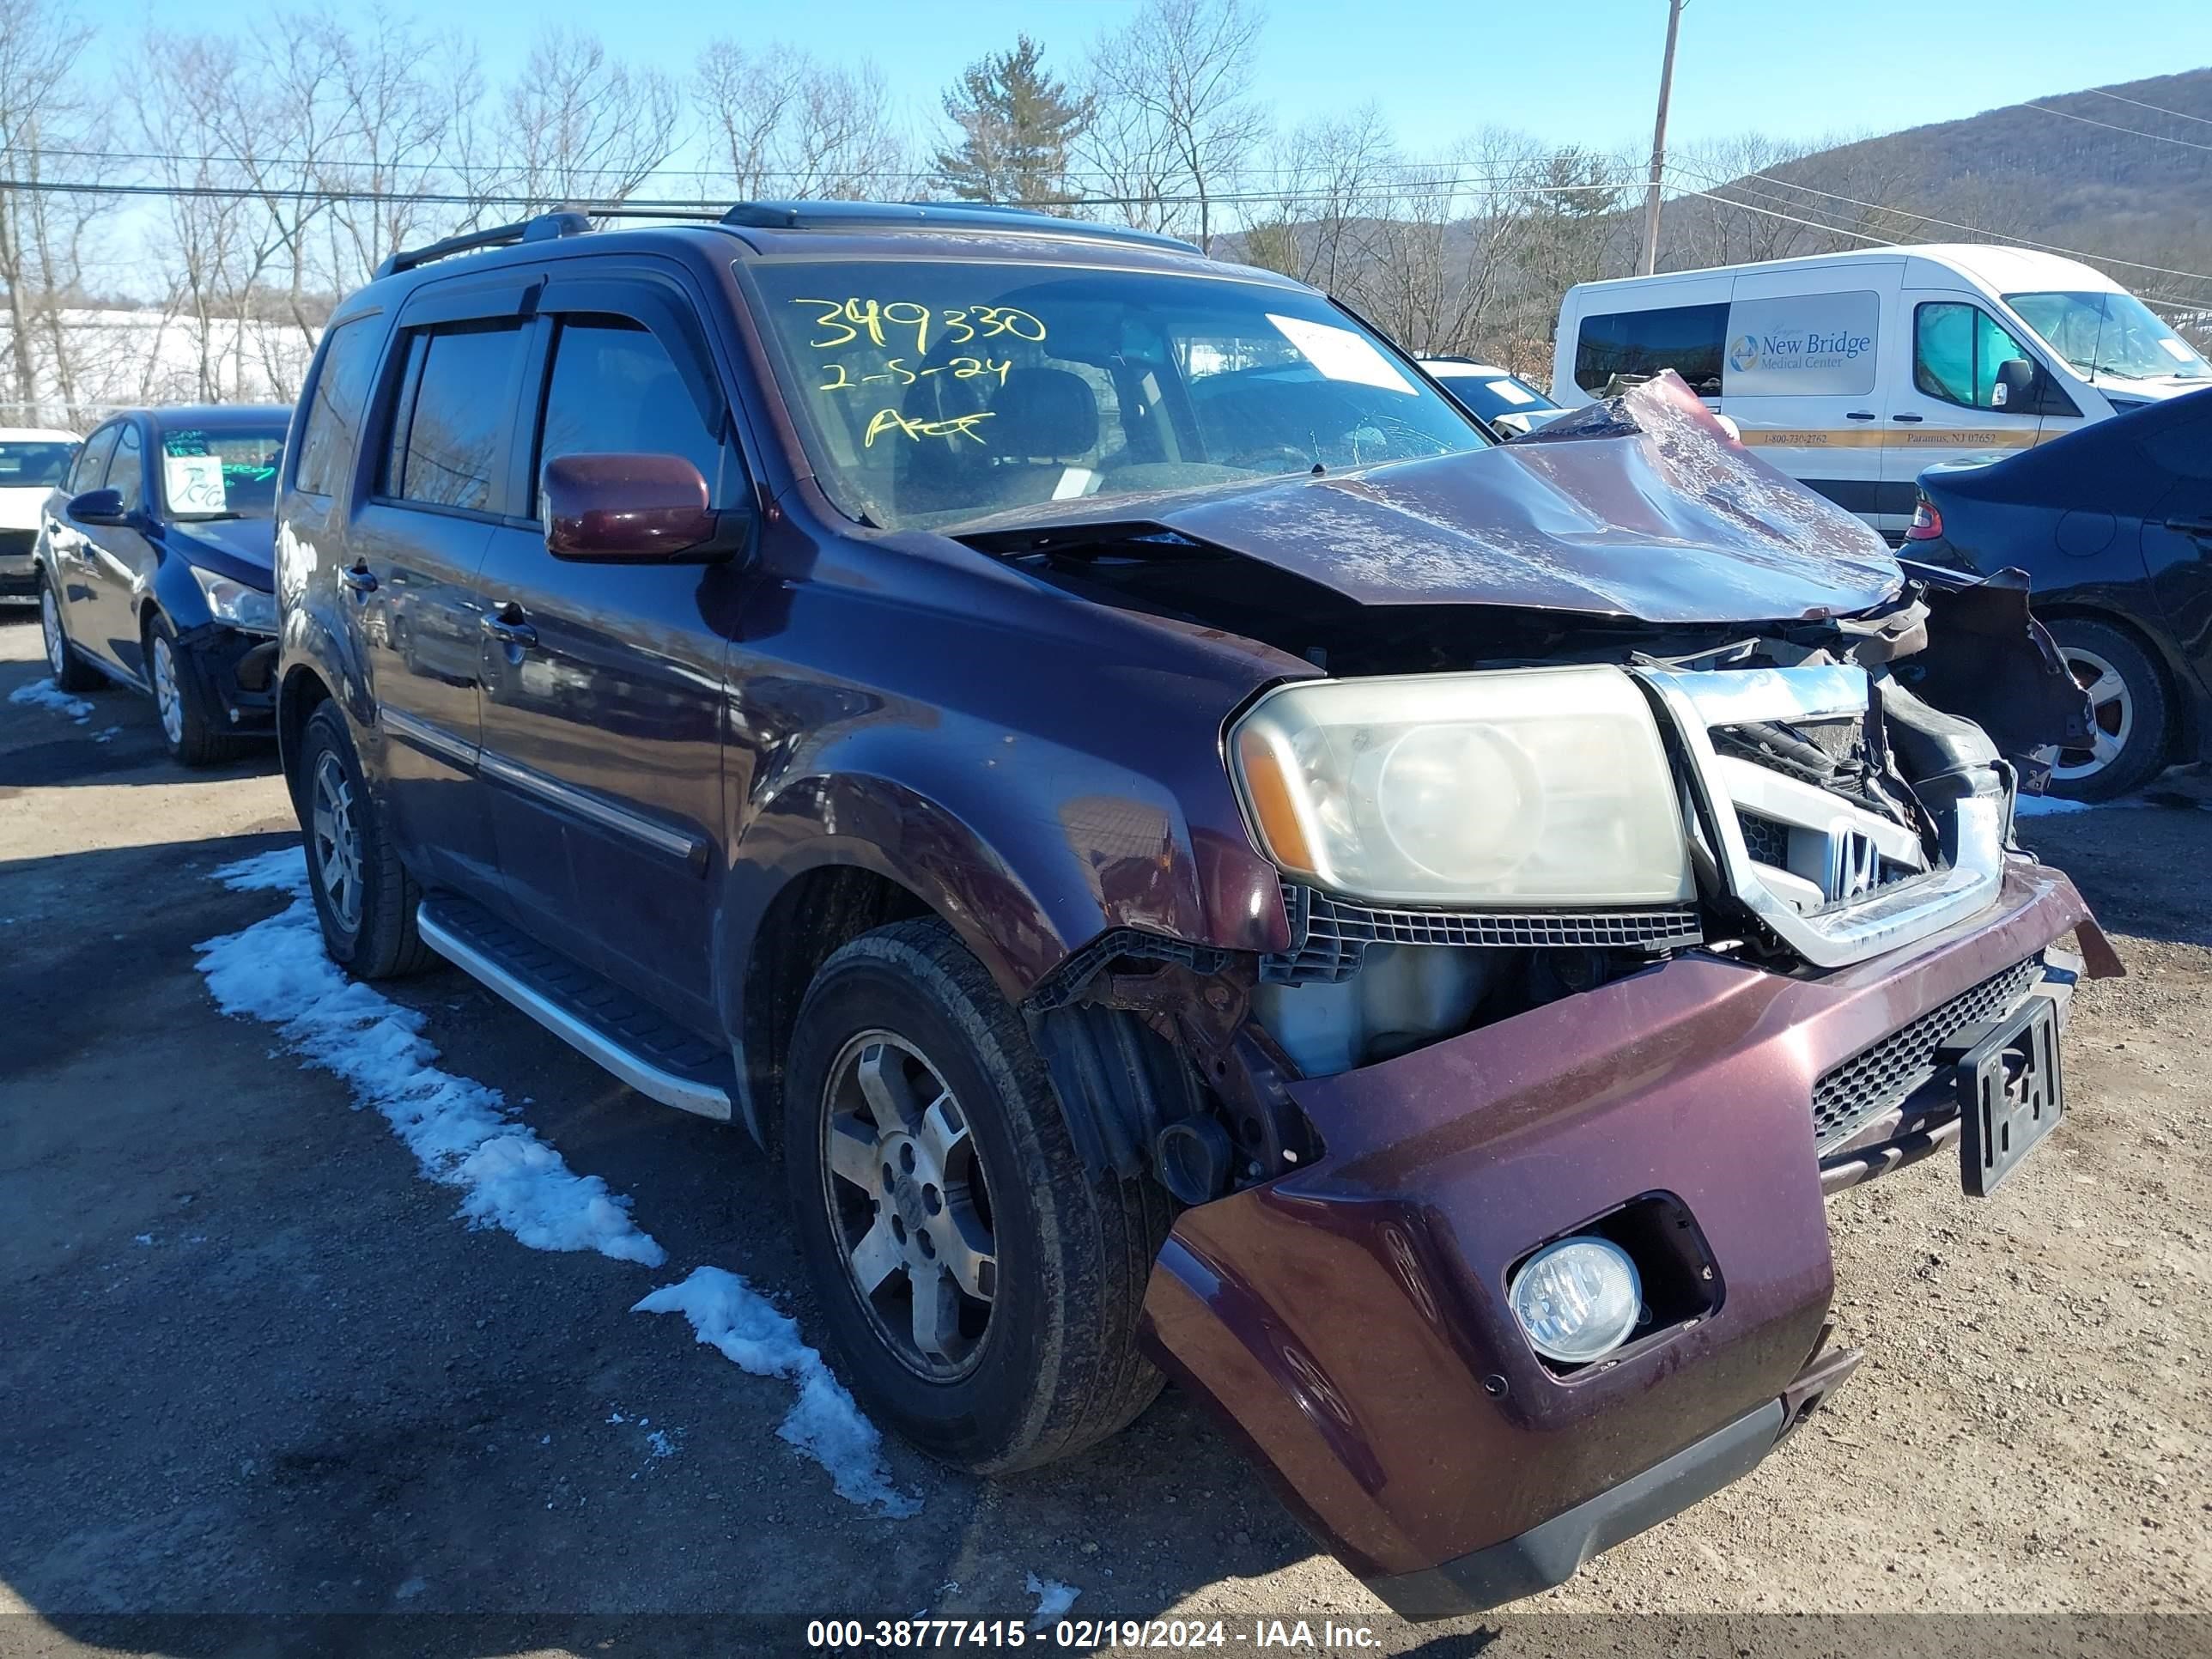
[933,36,1091,210]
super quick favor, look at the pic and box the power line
[2021,100,2212,153]
[2087,87,2212,127]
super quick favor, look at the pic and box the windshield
[159,426,287,519]
[749,259,1487,531]
[0,441,75,487]
[2003,290,2211,383]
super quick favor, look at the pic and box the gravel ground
[2,611,2208,1659]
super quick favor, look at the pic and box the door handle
[340,561,378,594]
[481,604,538,649]
[2165,518,2212,538]
[1891,413,1924,422]
[1845,410,1875,421]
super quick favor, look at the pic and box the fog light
[1508,1237,1642,1364]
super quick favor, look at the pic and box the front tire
[2039,618,2170,801]
[39,575,102,693]
[296,702,434,979]
[782,919,1173,1474]
[147,611,245,768]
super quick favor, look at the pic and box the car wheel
[783,918,1173,1474]
[297,701,435,978]
[38,575,103,693]
[146,612,248,768]
[2036,618,2171,802]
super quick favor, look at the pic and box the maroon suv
[273,202,2116,1619]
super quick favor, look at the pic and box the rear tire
[38,575,102,693]
[782,919,1172,1474]
[147,612,246,768]
[2039,618,2170,802]
[296,701,434,979]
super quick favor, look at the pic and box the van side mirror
[1992,358,2037,410]
[67,487,131,526]
[540,453,746,563]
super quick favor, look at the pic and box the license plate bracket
[1938,990,2063,1197]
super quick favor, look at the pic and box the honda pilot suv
[273,202,2118,1619]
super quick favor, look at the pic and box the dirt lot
[3,608,2209,1658]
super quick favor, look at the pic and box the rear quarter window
[295,316,384,498]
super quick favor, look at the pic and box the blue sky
[79,0,2212,163]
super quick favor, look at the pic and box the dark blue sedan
[1909,386,2212,799]
[33,405,289,764]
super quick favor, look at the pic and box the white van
[1551,244,2212,536]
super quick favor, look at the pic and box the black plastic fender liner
[1024,1000,1208,1182]
[1897,565,2094,764]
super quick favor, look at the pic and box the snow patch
[9,678,94,722]
[195,848,664,1266]
[633,1266,921,1518]
[2014,794,2094,817]
[1025,1573,1080,1626]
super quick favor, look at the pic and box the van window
[1722,291,1879,398]
[295,317,382,498]
[1573,302,1727,397]
[533,316,729,514]
[381,320,529,514]
[1914,303,2040,411]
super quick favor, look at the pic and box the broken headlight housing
[1228,665,1693,907]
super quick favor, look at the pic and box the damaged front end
[1000,374,2120,1619]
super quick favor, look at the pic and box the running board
[416,896,733,1121]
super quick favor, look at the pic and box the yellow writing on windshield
[819,356,1013,392]
[793,298,1047,352]
[863,409,998,447]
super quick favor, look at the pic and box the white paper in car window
[1486,379,1537,406]
[1266,313,1414,395]
[164,454,227,514]
[2158,336,2199,364]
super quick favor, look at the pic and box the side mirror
[67,487,131,526]
[540,453,744,563]
[1992,358,2038,410]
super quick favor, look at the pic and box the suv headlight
[1227,665,1692,906]
[190,565,276,635]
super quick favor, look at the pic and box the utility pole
[1640,0,1686,276]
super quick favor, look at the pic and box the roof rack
[374,198,1204,280]
[720,200,1201,253]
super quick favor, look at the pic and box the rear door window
[70,426,119,495]
[106,425,146,512]
[533,315,730,514]
[380,320,529,514]
[1574,302,1729,396]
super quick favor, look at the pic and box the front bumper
[177,622,277,734]
[0,543,34,596]
[1139,857,2105,1619]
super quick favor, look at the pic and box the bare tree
[500,26,682,209]
[0,0,102,419]
[1084,0,1268,251]
[1243,105,1395,290]
[696,42,908,201]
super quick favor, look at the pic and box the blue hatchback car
[33,404,290,763]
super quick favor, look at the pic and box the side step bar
[416,896,732,1121]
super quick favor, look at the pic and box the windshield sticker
[164,454,227,514]
[1265,313,1413,395]
[1488,380,1537,406]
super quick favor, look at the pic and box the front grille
[1740,811,1791,866]
[1262,885,1704,984]
[1811,956,2042,1150]
[0,528,33,556]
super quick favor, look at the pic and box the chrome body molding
[477,752,707,866]
[1637,665,2008,970]
[415,906,732,1121]
[380,705,478,769]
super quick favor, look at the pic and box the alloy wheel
[40,587,64,678]
[820,1030,998,1382]
[311,750,364,934]
[151,635,185,746]
[2037,647,2133,785]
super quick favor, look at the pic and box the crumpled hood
[1141,374,1904,624]
[167,515,276,589]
